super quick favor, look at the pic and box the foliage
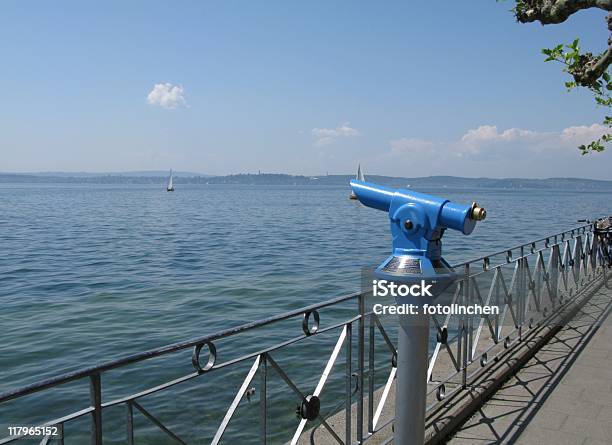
[541,39,612,153]
[503,0,612,153]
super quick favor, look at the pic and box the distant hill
[1,172,611,191]
[9,170,213,178]
[188,173,612,190]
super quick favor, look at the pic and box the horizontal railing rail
[0,220,609,445]
[0,291,360,405]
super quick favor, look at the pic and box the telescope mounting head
[350,180,486,296]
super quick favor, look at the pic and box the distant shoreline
[1,172,612,191]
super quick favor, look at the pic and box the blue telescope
[350,180,486,295]
[351,179,487,445]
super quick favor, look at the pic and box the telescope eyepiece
[470,203,487,221]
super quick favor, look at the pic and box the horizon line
[0,170,611,182]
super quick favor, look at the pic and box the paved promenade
[448,284,612,445]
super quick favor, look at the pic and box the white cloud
[452,123,609,158]
[311,122,360,146]
[385,122,609,163]
[355,122,611,178]
[461,125,540,144]
[459,125,546,155]
[147,83,187,109]
[560,123,608,145]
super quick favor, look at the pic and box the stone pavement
[448,284,612,445]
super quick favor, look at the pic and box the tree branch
[507,1,612,152]
[571,45,612,85]
[515,0,612,24]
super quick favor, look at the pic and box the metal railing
[0,220,610,445]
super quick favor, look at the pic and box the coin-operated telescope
[350,179,486,445]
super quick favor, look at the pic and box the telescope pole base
[394,311,429,445]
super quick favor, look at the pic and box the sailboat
[166,169,175,192]
[349,164,365,199]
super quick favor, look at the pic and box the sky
[0,1,611,179]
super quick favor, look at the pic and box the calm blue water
[1,183,610,443]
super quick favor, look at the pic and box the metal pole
[345,322,352,444]
[126,402,134,445]
[357,293,365,444]
[394,309,429,445]
[260,353,267,445]
[90,373,102,445]
[551,244,560,305]
[368,313,375,434]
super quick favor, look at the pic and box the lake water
[1,183,610,443]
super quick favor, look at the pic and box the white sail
[358,164,365,181]
[350,164,362,199]
[167,169,174,191]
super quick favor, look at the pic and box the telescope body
[350,179,485,298]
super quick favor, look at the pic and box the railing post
[345,322,352,445]
[518,255,525,338]
[126,402,134,445]
[461,265,469,388]
[357,294,364,444]
[367,312,375,434]
[550,244,560,305]
[467,268,474,363]
[590,226,599,273]
[571,235,581,285]
[494,269,501,341]
[90,373,102,445]
[456,280,463,384]
[581,233,588,281]
[260,353,267,445]
[575,235,583,283]
[519,248,526,338]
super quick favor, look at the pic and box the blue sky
[1,1,610,178]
